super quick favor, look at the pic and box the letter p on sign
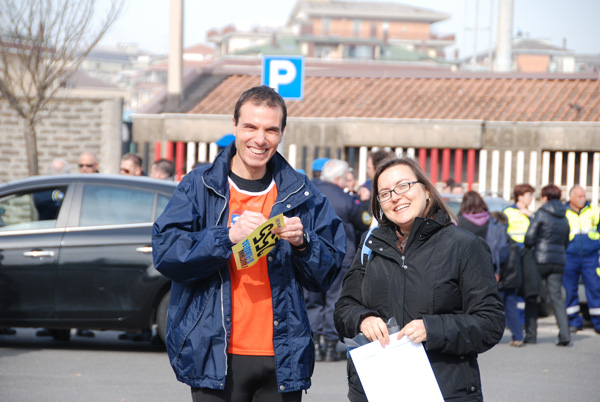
[262,56,304,100]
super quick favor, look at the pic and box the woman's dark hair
[233,85,287,131]
[512,183,535,201]
[459,191,489,215]
[371,155,457,228]
[541,184,562,200]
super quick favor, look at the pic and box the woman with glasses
[334,156,505,402]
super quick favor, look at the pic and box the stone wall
[0,97,123,183]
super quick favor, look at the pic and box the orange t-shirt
[227,177,278,356]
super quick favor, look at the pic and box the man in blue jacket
[152,85,346,401]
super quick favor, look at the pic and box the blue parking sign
[262,56,304,100]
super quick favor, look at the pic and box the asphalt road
[1,316,599,402]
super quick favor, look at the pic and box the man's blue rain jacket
[152,143,346,392]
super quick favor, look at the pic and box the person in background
[457,191,490,238]
[152,86,346,401]
[150,159,175,180]
[335,156,504,402]
[121,158,174,341]
[458,191,522,346]
[503,183,536,342]
[120,153,144,176]
[356,149,395,202]
[308,159,371,362]
[49,158,71,175]
[344,168,358,196]
[78,151,99,173]
[311,157,329,186]
[441,178,455,194]
[440,178,464,194]
[451,182,465,194]
[563,185,600,334]
[524,184,571,346]
[37,158,95,338]
[72,152,99,338]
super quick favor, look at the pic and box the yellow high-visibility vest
[566,204,600,241]
[504,206,530,244]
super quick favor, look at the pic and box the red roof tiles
[188,75,600,122]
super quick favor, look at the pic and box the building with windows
[207,0,454,62]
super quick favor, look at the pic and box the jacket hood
[541,199,566,217]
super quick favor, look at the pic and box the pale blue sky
[99,0,600,58]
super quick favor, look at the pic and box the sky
[98,0,600,59]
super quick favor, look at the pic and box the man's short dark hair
[153,159,175,177]
[541,184,562,200]
[233,86,287,131]
[122,153,142,167]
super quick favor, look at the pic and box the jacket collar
[202,142,306,202]
[374,211,448,252]
[565,200,591,215]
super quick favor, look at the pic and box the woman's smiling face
[377,164,429,234]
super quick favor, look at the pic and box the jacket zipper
[202,176,229,381]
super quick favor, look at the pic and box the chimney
[167,0,184,111]
[495,0,514,72]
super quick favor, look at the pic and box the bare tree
[0,0,123,176]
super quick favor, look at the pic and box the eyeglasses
[377,181,421,203]
[79,164,95,168]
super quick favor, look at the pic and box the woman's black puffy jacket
[524,199,570,265]
[334,212,505,402]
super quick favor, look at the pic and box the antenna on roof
[464,0,495,71]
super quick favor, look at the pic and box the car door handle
[135,246,153,254]
[23,250,56,258]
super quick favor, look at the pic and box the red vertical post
[466,149,476,191]
[418,148,427,173]
[166,141,174,161]
[430,148,439,185]
[441,148,451,182]
[454,149,463,183]
[175,141,185,182]
[154,141,162,162]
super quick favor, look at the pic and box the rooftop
[287,0,450,25]
[188,74,600,122]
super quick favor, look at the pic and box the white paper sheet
[349,332,444,402]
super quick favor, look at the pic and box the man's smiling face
[231,102,284,180]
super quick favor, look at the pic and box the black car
[0,174,176,342]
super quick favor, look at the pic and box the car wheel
[49,329,71,341]
[157,290,170,344]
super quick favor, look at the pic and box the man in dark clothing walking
[308,159,372,361]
